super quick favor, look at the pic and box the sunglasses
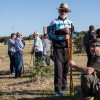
[60,10,68,13]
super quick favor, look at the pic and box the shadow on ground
[0,85,81,100]
[0,70,10,75]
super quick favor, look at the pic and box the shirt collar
[58,16,66,21]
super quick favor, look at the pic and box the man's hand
[68,60,76,68]
[65,34,70,40]
[65,27,70,40]
[31,51,34,55]
[65,27,70,34]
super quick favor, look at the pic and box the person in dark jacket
[69,38,100,100]
[48,3,74,95]
[83,25,96,66]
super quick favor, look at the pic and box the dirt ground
[0,42,87,100]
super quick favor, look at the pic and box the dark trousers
[86,46,92,66]
[81,74,94,98]
[54,48,69,91]
[35,51,42,58]
[15,51,23,77]
[8,51,15,73]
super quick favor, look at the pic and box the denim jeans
[15,51,23,77]
[45,56,50,65]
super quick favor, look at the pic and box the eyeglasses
[60,10,68,13]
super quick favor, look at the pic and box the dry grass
[0,41,87,100]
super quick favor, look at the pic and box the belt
[16,50,23,54]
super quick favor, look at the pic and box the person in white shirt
[31,31,43,63]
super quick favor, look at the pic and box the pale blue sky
[0,0,100,37]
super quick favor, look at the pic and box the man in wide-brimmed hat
[69,38,100,100]
[31,31,43,63]
[48,3,74,95]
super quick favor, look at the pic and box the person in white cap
[31,31,43,63]
[48,3,74,95]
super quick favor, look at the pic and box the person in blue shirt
[48,3,73,95]
[15,32,25,78]
[8,33,16,74]
[31,31,43,63]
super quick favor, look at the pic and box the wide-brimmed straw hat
[33,31,40,35]
[57,3,71,13]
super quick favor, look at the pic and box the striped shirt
[15,38,24,51]
[48,16,74,48]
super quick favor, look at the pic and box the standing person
[69,38,100,100]
[42,34,51,65]
[8,33,16,74]
[15,32,25,78]
[83,25,96,66]
[96,28,100,38]
[48,3,74,95]
[31,31,43,63]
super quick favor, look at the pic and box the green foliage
[0,36,10,44]
[30,57,54,81]
[74,34,84,53]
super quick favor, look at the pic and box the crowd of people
[47,2,100,100]
[8,31,51,78]
[7,2,100,100]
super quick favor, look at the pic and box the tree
[74,34,84,53]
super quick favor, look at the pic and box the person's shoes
[54,90,64,96]
[62,87,70,91]
[10,72,15,75]
[15,75,21,78]
[15,76,21,78]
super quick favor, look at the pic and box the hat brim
[33,33,40,35]
[57,8,71,13]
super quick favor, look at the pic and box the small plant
[30,56,54,82]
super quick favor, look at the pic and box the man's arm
[69,60,94,74]
[8,39,15,46]
[31,38,39,55]
[48,22,70,41]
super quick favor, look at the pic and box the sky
[0,0,100,37]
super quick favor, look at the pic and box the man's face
[33,34,38,39]
[19,35,22,40]
[59,9,68,19]
[12,35,16,40]
[90,45,100,55]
